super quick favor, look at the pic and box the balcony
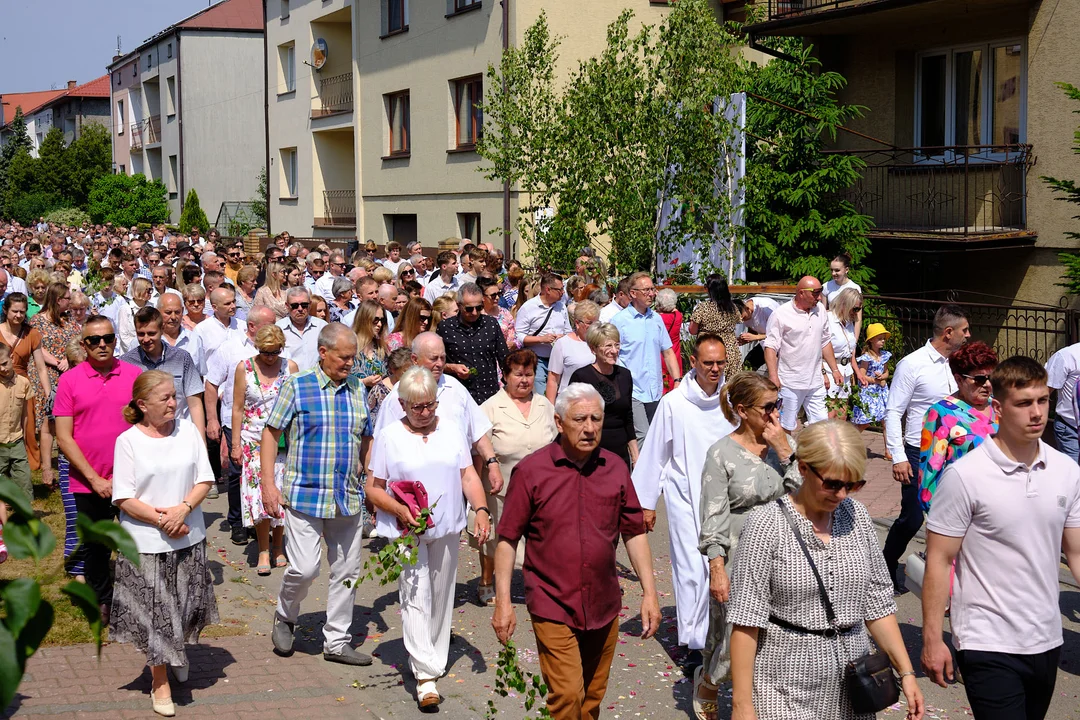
[317,189,356,227]
[144,115,162,146]
[130,123,144,152]
[312,72,353,118]
[746,0,1028,36]
[829,144,1034,244]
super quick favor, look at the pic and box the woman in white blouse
[365,366,491,711]
[544,300,599,403]
[110,370,218,718]
[823,288,866,419]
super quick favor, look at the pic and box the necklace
[407,418,437,442]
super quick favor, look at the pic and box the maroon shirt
[498,440,646,631]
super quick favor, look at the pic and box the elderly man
[206,306,280,545]
[372,332,505,491]
[764,275,842,433]
[611,272,682,443]
[315,251,347,304]
[54,316,142,623]
[423,251,462,302]
[376,283,398,330]
[277,287,326,372]
[121,306,205,438]
[631,334,735,664]
[262,323,374,666]
[201,251,224,274]
[158,293,205,375]
[515,273,573,395]
[437,282,509,404]
[150,265,181,304]
[882,303,969,594]
[493,383,661,718]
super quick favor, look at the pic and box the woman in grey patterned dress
[694,373,799,719]
[729,420,924,720]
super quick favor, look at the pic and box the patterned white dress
[238,358,291,528]
[728,495,897,720]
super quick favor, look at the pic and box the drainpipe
[501,0,511,258]
[263,0,272,234]
[176,33,185,219]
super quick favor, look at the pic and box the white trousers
[666,477,709,650]
[778,385,827,431]
[400,533,460,681]
[276,507,363,654]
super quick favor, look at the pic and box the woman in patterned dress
[729,420,924,720]
[30,282,80,486]
[349,300,388,389]
[917,341,998,513]
[230,325,296,575]
[689,274,740,363]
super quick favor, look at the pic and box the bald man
[376,283,398,331]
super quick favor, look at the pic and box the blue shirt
[611,305,672,403]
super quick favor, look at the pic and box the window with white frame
[280,147,298,198]
[916,40,1024,151]
[278,43,296,93]
[117,99,125,134]
[451,75,483,148]
[386,91,410,155]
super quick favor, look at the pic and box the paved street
[6,430,1080,719]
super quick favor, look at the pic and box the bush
[178,189,210,235]
[44,207,91,228]
[87,173,169,227]
[4,191,64,226]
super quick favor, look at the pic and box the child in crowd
[852,323,893,460]
[45,338,87,580]
[0,341,34,563]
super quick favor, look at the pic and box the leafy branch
[485,640,551,719]
[345,504,437,587]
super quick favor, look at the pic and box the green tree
[87,173,170,227]
[65,122,113,209]
[34,127,70,198]
[178,188,210,234]
[1040,83,1080,294]
[250,167,268,229]
[0,108,33,218]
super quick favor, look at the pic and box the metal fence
[762,0,867,21]
[316,72,353,116]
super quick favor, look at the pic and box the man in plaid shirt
[260,323,374,666]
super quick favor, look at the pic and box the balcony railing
[145,115,162,145]
[320,189,357,227]
[826,144,1033,238]
[130,123,144,152]
[314,72,353,117]
[761,0,883,21]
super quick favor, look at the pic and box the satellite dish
[311,38,328,71]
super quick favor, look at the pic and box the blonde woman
[253,262,289,319]
[824,287,865,417]
[544,300,598,403]
[349,300,388,388]
[430,295,458,328]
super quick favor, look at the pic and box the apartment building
[745,0,1079,305]
[108,0,266,223]
[0,89,67,151]
[23,77,111,154]
[265,0,692,256]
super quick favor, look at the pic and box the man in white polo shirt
[921,356,1080,720]
[1045,341,1080,462]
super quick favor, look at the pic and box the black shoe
[683,649,703,670]
[323,646,373,666]
[893,582,910,597]
[272,615,295,656]
[231,526,248,546]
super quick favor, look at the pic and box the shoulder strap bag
[776,499,899,714]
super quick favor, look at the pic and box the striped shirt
[265,364,373,519]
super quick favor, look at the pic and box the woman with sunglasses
[477,276,517,350]
[728,420,924,720]
[396,263,417,285]
[823,288,866,419]
[694,372,799,719]
[386,297,432,352]
[181,285,207,331]
[230,325,296,575]
[349,300,388,389]
[917,341,998,514]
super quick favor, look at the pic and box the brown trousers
[532,615,619,720]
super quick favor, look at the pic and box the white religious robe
[631,370,736,650]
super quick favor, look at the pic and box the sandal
[257,552,272,576]
[417,679,441,711]
[692,665,719,720]
[477,582,496,606]
[273,551,288,568]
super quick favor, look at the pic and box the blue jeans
[534,356,550,396]
[1053,418,1079,462]
[881,443,923,587]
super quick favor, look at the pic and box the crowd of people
[0,220,1078,720]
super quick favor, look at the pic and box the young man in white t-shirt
[921,356,1080,719]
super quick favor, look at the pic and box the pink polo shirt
[53,359,142,494]
[763,299,831,390]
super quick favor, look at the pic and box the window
[166,76,177,117]
[450,0,481,12]
[168,155,178,198]
[117,99,125,134]
[278,43,296,94]
[452,75,483,148]
[115,73,120,87]
[384,214,418,245]
[280,147,298,198]
[916,41,1024,151]
[386,91,410,155]
[119,164,125,175]
[167,43,172,59]
[281,0,290,19]
[132,63,136,77]
[146,53,152,70]
[458,213,480,241]
[384,0,408,35]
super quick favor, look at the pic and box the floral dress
[238,358,291,528]
[917,395,998,513]
[493,307,517,349]
[351,348,387,382]
[851,350,891,425]
[29,314,80,432]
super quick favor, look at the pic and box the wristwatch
[484,457,499,466]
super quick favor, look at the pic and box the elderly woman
[367,347,415,427]
[349,300,388,389]
[824,287,864,417]
[918,341,998,513]
[729,420,924,720]
[545,300,598,403]
[657,287,684,394]
[329,277,355,324]
[474,348,557,604]
[181,284,207,330]
[68,291,91,327]
[234,266,259,322]
[26,268,50,318]
[231,325,297,575]
[694,372,799,719]
[569,322,637,467]
[366,366,491,710]
[111,370,219,718]
[386,297,432,352]
[478,275,516,349]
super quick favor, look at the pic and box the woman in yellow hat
[852,323,893,459]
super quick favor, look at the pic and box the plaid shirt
[265,364,372,518]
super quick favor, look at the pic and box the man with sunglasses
[277,287,326,372]
[315,252,347,304]
[437,283,509,404]
[54,316,143,624]
[764,275,842,434]
[223,247,244,284]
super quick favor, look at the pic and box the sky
[0,0,214,93]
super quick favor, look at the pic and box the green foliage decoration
[178,189,210,235]
[251,167,269,230]
[87,173,170,227]
[44,207,91,228]
[1040,83,1080,294]
[485,640,552,719]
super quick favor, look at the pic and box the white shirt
[548,335,595,396]
[744,295,779,335]
[163,327,206,377]
[764,299,830,390]
[424,274,462,303]
[1046,343,1080,426]
[194,315,241,367]
[373,374,491,447]
[314,272,342,304]
[206,334,258,426]
[7,275,26,295]
[599,300,627,323]
[111,419,214,554]
[927,438,1080,654]
[825,311,857,362]
[884,339,957,461]
[382,258,405,276]
[277,315,326,372]
[514,295,572,359]
[824,278,862,304]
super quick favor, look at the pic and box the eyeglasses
[227,253,241,259]
[463,304,483,313]
[962,373,992,385]
[802,287,824,296]
[330,261,344,267]
[409,400,438,413]
[259,349,282,356]
[310,269,325,276]
[288,302,310,310]
[805,464,866,494]
[83,333,116,346]
[485,292,501,299]
[756,398,783,414]
[401,270,415,276]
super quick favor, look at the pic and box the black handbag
[776,499,899,714]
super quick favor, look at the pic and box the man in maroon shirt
[493,383,661,719]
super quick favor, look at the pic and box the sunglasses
[401,270,415,276]
[805,464,866,494]
[962,373,992,385]
[83,333,116,346]
[853,305,863,311]
[373,318,384,325]
[419,314,432,322]
[485,292,500,299]
[462,304,483,313]
[757,398,783,414]
[259,349,282,356]
[804,287,823,296]
[289,302,310,310]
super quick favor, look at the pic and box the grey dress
[728,496,897,720]
[697,435,802,681]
